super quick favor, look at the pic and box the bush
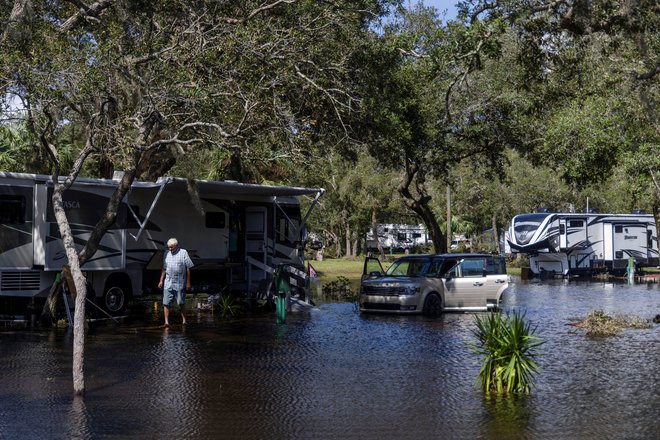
[470,310,544,395]
[321,276,356,301]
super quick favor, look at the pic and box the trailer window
[205,212,226,229]
[276,206,301,244]
[569,220,584,228]
[0,196,25,224]
[125,205,140,228]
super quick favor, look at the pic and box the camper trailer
[507,211,659,276]
[0,172,323,314]
[366,223,431,253]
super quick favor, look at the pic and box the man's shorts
[163,288,186,306]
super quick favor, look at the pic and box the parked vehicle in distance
[507,210,658,276]
[360,253,509,316]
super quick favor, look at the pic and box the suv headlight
[403,285,419,296]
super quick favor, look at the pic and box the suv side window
[485,257,506,274]
[427,258,445,277]
[449,258,485,278]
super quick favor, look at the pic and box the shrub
[470,310,544,395]
[321,276,356,301]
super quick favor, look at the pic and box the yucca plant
[470,310,544,395]
[217,295,241,318]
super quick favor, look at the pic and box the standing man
[158,238,194,327]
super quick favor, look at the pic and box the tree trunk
[397,161,447,253]
[492,215,500,254]
[371,208,384,258]
[345,220,351,258]
[325,230,341,258]
[40,277,62,324]
[52,183,87,395]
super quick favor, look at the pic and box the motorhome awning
[128,177,325,241]
[136,177,325,198]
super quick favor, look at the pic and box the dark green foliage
[321,276,356,301]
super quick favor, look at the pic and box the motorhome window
[276,206,301,244]
[205,212,226,229]
[569,220,584,228]
[615,225,623,233]
[0,196,25,224]
[397,233,407,241]
[126,205,140,228]
[412,232,421,238]
[277,218,289,242]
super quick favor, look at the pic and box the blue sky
[418,0,458,19]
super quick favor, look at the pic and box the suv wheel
[423,293,442,317]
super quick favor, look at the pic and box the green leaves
[470,309,544,394]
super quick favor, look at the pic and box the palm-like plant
[470,310,544,394]
[217,295,241,318]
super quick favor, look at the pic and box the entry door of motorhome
[246,207,268,283]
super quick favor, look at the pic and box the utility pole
[446,185,452,252]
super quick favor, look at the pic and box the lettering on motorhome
[63,200,80,209]
[624,235,637,240]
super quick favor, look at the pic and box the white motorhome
[0,172,323,314]
[365,223,431,253]
[507,211,659,276]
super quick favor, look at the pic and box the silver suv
[360,253,509,316]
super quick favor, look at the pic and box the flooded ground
[1,278,659,439]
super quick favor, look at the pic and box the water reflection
[0,279,659,439]
[67,396,91,440]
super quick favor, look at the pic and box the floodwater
[1,279,659,440]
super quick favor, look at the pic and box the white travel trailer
[507,211,659,276]
[366,223,431,253]
[0,172,323,314]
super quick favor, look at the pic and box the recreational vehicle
[365,223,431,253]
[0,172,323,314]
[507,211,659,276]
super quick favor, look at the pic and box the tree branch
[60,0,114,32]
[221,0,297,25]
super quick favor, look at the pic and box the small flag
[308,262,317,278]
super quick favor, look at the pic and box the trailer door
[565,218,587,249]
[246,207,268,282]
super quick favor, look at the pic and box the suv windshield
[385,258,431,277]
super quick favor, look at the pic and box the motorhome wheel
[103,286,127,314]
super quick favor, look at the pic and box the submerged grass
[572,310,651,337]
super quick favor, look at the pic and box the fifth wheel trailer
[0,172,323,314]
[507,211,658,276]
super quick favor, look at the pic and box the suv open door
[362,257,385,281]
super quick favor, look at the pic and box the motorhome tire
[103,285,128,315]
[423,293,442,317]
